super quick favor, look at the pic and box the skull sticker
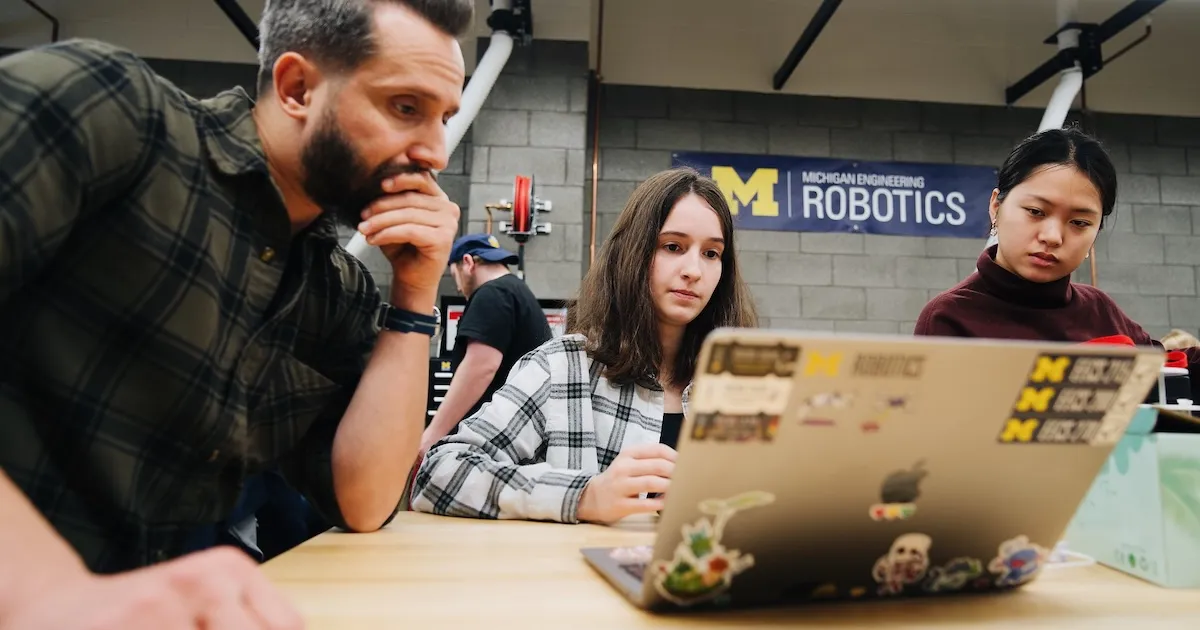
[872,533,932,595]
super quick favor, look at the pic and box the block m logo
[803,352,842,377]
[711,166,779,217]
[999,418,1039,443]
[1015,387,1056,413]
[1030,356,1071,383]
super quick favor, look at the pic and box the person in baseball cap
[423,233,551,454]
[448,233,520,267]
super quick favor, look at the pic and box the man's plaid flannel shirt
[0,40,385,572]
[410,334,691,522]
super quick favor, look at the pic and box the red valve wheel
[512,174,532,234]
[518,175,532,233]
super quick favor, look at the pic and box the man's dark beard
[300,113,428,230]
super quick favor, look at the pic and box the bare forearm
[331,285,436,531]
[426,359,497,439]
[0,472,88,614]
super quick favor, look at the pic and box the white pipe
[1038,0,1082,132]
[1038,69,1082,132]
[1055,0,1080,49]
[345,0,515,258]
[988,0,1081,252]
[445,12,514,157]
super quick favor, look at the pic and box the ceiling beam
[772,0,842,91]
[212,0,260,50]
[21,0,58,43]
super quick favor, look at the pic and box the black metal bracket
[487,0,534,45]
[212,0,260,50]
[1005,0,1167,106]
[22,0,58,43]
[772,0,842,91]
[1005,23,1102,106]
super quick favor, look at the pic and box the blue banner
[671,152,997,239]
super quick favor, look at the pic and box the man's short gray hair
[256,0,474,94]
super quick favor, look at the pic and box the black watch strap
[376,303,439,336]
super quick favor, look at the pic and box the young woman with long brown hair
[410,166,758,524]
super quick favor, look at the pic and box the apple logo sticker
[869,460,927,521]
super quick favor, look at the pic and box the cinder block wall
[11,41,1198,339]
[463,40,590,300]
[590,84,1200,339]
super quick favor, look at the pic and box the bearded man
[0,0,471,626]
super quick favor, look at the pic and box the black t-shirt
[453,274,553,420]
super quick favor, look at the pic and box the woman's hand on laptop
[577,443,676,524]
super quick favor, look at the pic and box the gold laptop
[581,329,1163,611]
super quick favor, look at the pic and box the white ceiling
[2,0,1198,117]
[596,0,1200,117]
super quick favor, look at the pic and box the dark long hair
[567,167,758,389]
[996,126,1118,229]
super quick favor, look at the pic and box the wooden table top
[262,511,1199,629]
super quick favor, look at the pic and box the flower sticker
[651,491,775,607]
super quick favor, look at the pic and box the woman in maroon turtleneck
[916,128,1200,394]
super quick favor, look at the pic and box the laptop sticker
[1094,355,1161,445]
[651,491,775,607]
[988,535,1048,587]
[690,412,779,442]
[796,391,852,427]
[862,395,909,433]
[872,533,932,595]
[870,460,927,521]
[852,353,926,379]
[996,353,1138,446]
[705,340,800,377]
[922,557,984,593]
[803,352,843,377]
[691,342,799,419]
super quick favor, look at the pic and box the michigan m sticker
[803,352,842,377]
[1029,356,1071,383]
[1014,387,1056,413]
[998,419,1040,443]
[998,352,1114,446]
[711,166,780,217]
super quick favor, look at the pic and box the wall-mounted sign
[672,152,997,239]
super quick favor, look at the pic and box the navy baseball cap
[449,233,519,266]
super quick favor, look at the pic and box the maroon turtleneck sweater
[916,245,1200,397]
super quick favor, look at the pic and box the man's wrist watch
[376,303,440,336]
